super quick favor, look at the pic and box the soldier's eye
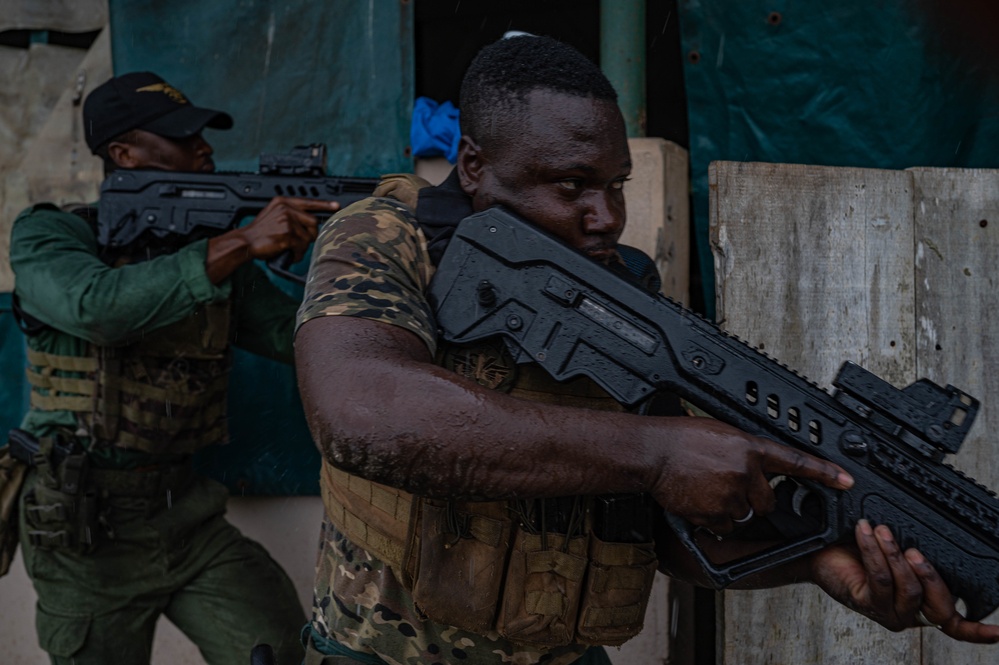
[558,179,582,191]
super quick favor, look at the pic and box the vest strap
[29,391,92,412]
[89,464,194,497]
[320,460,414,571]
[103,373,229,407]
[580,603,644,628]
[118,399,226,433]
[25,367,95,396]
[26,348,98,372]
[112,423,226,455]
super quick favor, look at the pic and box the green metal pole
[600,0,646,137]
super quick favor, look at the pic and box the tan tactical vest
[321,338,659,648]
[26,301,232,455]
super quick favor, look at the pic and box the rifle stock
[427,206,999,621]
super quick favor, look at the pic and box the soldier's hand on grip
[241,196,335,262]
[649,416,852,533]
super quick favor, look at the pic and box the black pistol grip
[664,505,837,589]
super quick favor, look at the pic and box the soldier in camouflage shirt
[298,186,604,664]
[294,36,999,665]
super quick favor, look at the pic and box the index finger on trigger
[761,441,854,490]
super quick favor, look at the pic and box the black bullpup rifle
[96,144,378,282]
[427,206,999,621]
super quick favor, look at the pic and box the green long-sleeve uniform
[9,203,306,665]
[12,203,295,462]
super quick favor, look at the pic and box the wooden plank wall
[710,161,999,664]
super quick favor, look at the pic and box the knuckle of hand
[789,450,810,471]
[872,572,893,588]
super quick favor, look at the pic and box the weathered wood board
[910,167,999,664]
[711,161,999,664]
[611,138,691,665]
[621,137,691,304]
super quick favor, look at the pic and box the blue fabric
[410,96,461,163]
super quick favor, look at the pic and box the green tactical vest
[26,301,232,455]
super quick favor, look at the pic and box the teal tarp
[107,0,415,494]
[678,1,999,318]
[0,293,28,440]
[109,0,414,176]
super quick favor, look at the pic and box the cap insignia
[135,83,189,104]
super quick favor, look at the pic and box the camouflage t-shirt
[296,196,590,665]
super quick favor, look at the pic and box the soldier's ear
[456,136,484,196]
[106,141,139,169]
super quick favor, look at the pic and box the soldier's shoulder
[13,203,94,237]
[317,196,422,247]
[15,202,63,222]
[339,195,418,223]
[374,173,432,209]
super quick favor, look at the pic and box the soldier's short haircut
[459,35,618,152]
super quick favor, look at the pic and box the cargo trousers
[18,468,306,665]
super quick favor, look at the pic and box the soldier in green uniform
[9,72,336,665]
[293,36,999,665]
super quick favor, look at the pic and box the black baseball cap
[83,71,234,153]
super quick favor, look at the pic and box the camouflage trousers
[303,625,614,665]
[18,469,306,665]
